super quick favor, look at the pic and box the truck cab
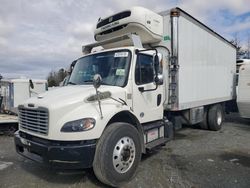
[15,45,167,186]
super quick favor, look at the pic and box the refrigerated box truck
[14,7,236,186]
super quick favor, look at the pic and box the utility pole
[247,32,250,59]
[0,74,3,112]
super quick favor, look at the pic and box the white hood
[19,85,129,140]
[23,85,126,109]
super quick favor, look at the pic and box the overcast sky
[0,0,250,79]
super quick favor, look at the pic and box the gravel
[0,113,249,188]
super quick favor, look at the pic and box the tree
[230,32,242,59]
[47,68,68,87]
[57,68,68,83]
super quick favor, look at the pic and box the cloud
[0,0,249,79]
[0,19,14,36]
[69,22,94,39]
[224,17,250,33]
[179,0,250,17]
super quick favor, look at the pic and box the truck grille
[18,106,49,135]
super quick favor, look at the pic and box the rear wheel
[208,104,224,131]
[93,122,141,187]
[198,107,208,130]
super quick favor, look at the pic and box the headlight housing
[61,118,96,132]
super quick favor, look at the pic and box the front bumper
[14,131,96,169]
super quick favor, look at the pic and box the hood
[23,85,126,110]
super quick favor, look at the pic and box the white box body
[159,10,236,111]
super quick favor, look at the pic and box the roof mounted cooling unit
[94,7,163,44]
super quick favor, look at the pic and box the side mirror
[153,54,160,74]
[93,74,102,89]
[153,53,163,85]
[154,74,163,85]
[69,60,77,74]
[29,79,34,89]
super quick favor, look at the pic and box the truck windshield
[68,50,131,87]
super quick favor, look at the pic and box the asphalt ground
[0,113,250,188]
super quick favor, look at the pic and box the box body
[160,9,236,111]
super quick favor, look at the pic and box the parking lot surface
[0,114,250,188]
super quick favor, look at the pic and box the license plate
[147,128,159,142]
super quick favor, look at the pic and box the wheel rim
[217,110,222,125]
[112,136,136,174]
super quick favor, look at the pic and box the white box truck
[237,63,250,118]
[0,78,48,114]
[0,78,47,132]
[14,7,236,186]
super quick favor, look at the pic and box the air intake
[19,106,49,135]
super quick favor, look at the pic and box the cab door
[132,52,164,123]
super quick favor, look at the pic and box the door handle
[157,94,162,106]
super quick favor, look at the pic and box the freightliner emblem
[109,16,113,22]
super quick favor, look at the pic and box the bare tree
[230,32,244,59]
[47,69,68,87]
[231,32,241,50]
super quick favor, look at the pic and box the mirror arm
[139,85,158,93]
[93,74,103,119]
[95,89,103,119]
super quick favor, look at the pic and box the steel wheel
[112,136,136,173]
[93,122,141,187]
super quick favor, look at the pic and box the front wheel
[93,122,141,187]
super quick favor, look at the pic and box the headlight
[61,118,96,132]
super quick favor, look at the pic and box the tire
[93,122,141,187]
[198,107,208,130]
[208,104,224,131]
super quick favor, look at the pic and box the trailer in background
[0,114,18,134]
[0,78,48,114]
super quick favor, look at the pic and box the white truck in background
[14,7,236,186]
[0,78,47,132]
[0,78,48,114]
[236,59,250,85]
[237,62,250,118]
[236,59,250,73]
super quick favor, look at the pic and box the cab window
[135,54,154,85]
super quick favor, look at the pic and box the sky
[0,0,250,79]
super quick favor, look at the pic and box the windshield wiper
[101,81,109,86]
[83,80,93,83]
[109,97,127,106]
[68,81,76,85]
